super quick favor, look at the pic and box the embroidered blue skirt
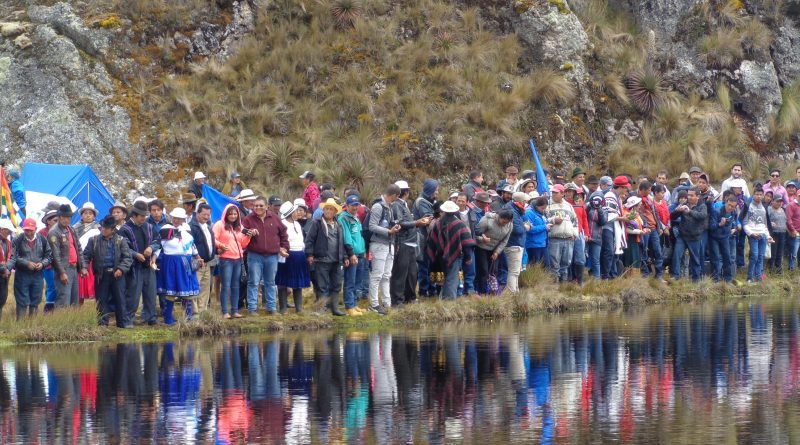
[157,254,200,298]
[275,250,311,289]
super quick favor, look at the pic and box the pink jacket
[212,204,251,259]
[303,182,320,211]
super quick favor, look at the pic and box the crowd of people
[0,162,797,326]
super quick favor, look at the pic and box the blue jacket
[504,201,526,248]
[709,201,737,240]
[524,208,548,249]
[9,179,25,210]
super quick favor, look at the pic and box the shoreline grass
[1,267,798,344]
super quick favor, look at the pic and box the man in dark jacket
[9,218,52,319]
[672,187,708,282]
[189,203,217,313]
[390,181,431,306]
[412,178,439,298]
[242,196,289,314]
[305,198,355,316]
[118,201,160,325]
[84,215,133,327]
[709,195,738,282]
[463,170,485,202]
[48,204,88,308]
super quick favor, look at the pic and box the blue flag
[202,184,239,223]
[529,138,550,195]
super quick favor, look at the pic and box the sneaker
[368,305,387,316]
[346,308,363,316]
[352,307,365,314]
[223,314,231,319]
[232,313,243,318]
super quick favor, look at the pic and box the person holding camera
[368,184,403,315]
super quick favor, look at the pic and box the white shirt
[282,219,305,251]
[160,224,198,256]
[198,221,213,256]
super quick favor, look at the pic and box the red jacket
[787,201,800,234]
[568,199,590,236]
[242,211,288,255]
[654,200,670,227]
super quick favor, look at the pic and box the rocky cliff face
[1,0,799,197]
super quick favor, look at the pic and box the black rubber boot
[329,295,345,316]
[293,288,303,313]
[16,305,26,321]
[574,264,585,285]
[277,286,288,314]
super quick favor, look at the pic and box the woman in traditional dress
[157,208,201,325]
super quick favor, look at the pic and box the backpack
[361,199,385,250]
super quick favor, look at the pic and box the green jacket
[338,211,366,256]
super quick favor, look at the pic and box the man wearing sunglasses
[763,169,790,206]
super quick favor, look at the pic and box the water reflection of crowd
[2,303,800,443]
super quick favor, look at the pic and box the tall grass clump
[0,305,103,343]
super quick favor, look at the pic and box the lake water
[2,299,800,444]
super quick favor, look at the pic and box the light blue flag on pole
[202,184,238,223]
[529,138,550,195]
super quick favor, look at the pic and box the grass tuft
[0,306,102,343]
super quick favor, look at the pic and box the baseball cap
[299,171,314,179]
[268,195,282,206]
[613,175,631,188]
[551,184,565,193]
[345,195,361,206]
[394,180,409,189]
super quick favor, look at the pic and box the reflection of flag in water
[0,167,21,227]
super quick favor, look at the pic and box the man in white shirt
[720,163,751,198]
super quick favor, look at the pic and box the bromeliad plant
[625,68,664,114]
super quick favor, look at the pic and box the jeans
[587,241,601,278]
[771,231,786,272]
[315,261,342,298]
[441,257,463,300]
[14,271,43,311]
[126,264,157,324]
[527,247,548,265]
[370,243,393,307]
[549,238,574,281]
[686,239,704,282]
[747,235,767,281]
[54,265,79,308]
[736,231,746,268]
[43,268,56,304]
[572,234,586,266]
[417,256,431,297]
[709,237,733,282]
[390,244,418,304]
[462,249,476,295]
[247,252,278,312]
[728,236,738,277]
[219,258,241,315]
[503,246,524,292]
[96,269,127,326]
[357,253,370,297]
[671,235,686,280]
[600,228,616,279]
[641,231,664,277]
[497,252,508,286]
[0,275,6,321]
[790,235,800,270]
[344,255,363,309]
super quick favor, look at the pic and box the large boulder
[0,3,143,195]
[737,60,782,143]
[771,20,800,87]
[620,0,703,43]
